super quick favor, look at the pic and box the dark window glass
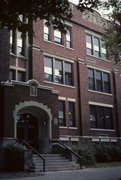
[65,62,72,85]
[69,102,75,127]
[18,71,26,82]
[90,105,97,128]
[104,107,113,129]
[54,59,63,84]
[88,69,95,90]
[59,101,66,126]
[103,72,110,93]
[97,106,104,129]
[96,70,102,92]
[89,105,113,129]
[9,69,16,80]
[44,57,53,82]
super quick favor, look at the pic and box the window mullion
[52,58,55,82]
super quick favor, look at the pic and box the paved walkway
[0,166,121,180]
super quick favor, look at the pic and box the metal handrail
[55,140,85,169]
[17,140,45,172]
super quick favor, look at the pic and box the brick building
[0,3,121,153]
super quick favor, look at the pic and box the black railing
[17,140,45,172]
[54,140,85,169]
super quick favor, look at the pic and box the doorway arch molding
[13,101,52,139]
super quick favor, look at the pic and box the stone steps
[30,153,80,172]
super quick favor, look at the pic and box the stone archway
[13,101,52,151]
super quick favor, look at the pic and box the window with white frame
[86,34,107,59]
[59,101,66,126]
[44,20,50,41]
[69,102,75,127]
[66,26,72,48]
[44,56,73,86]
[54,29,62,44]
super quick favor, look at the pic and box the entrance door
[17,114,38,149]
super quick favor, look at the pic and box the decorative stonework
[82,11,107,28]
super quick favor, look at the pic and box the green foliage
[72,143,96,166]
[4,143,25,171]
[71,142,121,166]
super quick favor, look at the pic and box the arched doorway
[15,104,52,152]
[17,113,38,149]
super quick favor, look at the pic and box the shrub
[71,143,96,166]
[4,143,25,171]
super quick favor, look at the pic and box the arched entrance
[14,101,52,152]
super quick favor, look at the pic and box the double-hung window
[69,102,75,127]
[59,101,66,126]
[44,56,73,86]
[86,34,107,59]
[88,68,111,93]
[54,29,62,44]
[44,20,50,41]
[66,26,72,48]
[90,105,113,129]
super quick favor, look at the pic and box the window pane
[18,71,26,82]
[96,70,102,92]
[90,105,97,128]
[54,59,63,84]
[9,69,16,80]
[97,106,104,129]
[69,102,75,127]
[101,40,107,59]
[104,108,113,129]
[44,56,53,82]
[88,69,95,90]
[65,62,72,85]
[103,72,110,93]
[54,30,62,44]
[59,101,66,126]
[86,35,93,55]
[44,20,50,41]
[66,27,72,48]
[94,37,100,57]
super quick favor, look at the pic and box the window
[55,60,63,84]
[88,68,111,93]
[89,105,113,129]
[66,26,72,48]
[10,30,26,56]
[44,56,73,86]
[54,29,62,44]
[9,69,16,80]
[44,56,53,82]
[59,101,66,126]
[18,71,26,82]
[44,20,50,41]
[69,102,75,127]
[86,34,107,59]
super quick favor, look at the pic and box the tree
[0,0,120,62]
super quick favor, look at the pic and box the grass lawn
[94,162,121,168]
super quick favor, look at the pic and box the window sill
[54,43,65,48]
[87,54,110,62]
[68,127,78,130]
[59,126,68,129]
[66,47,74,51]
[88,90,112,96]
[43,39,52,44]
[44,80,75,89]
[90,128,115,132]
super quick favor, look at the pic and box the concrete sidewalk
[1,166,121,180]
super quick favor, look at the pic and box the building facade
[0,3,121,152]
